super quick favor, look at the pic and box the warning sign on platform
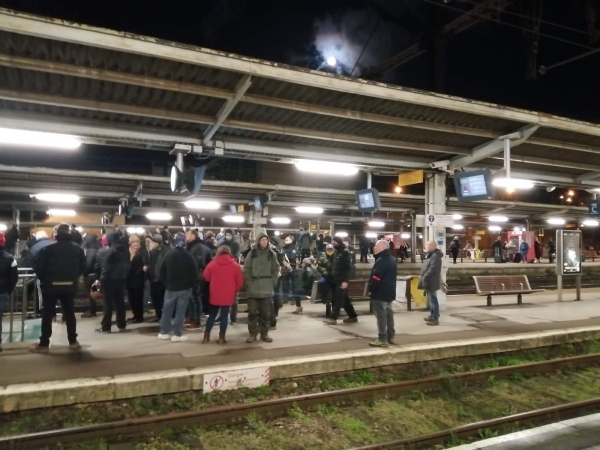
[398,170,424,187]
[203,367,270,393]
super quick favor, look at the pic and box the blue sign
[590,201,599,216]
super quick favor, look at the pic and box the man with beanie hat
[159,232,198,342]
[0,232,18,353]
[324,236,358,325]
[30,223,86,353]
[243,231,280,343]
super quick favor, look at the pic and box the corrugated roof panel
[534,126,600,148]
[515,144,600,166]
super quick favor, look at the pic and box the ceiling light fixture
[452,214,463,220]
[0,224,7,231]
[294,160,358,176]
[488,216,508,222]
[271,217,291,225]
[146,212,172,221]
[492,177,534,190]
[34,193,80,203]
[368,221,385,227]
[365,232,378,238]
[401,233,410,239]
[222,215,245,223]
[547,218,565,225]
[184,200,220,210]
[583,220,599,227]
[47,209,76,217]
[295,206,324,214]
[335,231,348,238]
[488,225,502,232]
[452,224,464,230]
[0,127,81,150]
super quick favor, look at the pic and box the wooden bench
[479,250,495,262]
[473,275,543,306]
[311,279,369,303]
[583,250,597,262]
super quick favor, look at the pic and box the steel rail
[1,353,598,449]
[350,397,600,450]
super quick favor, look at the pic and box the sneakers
[269,325,277,331]
[369,339,389,348]
[427,319,440,326]
[246,335,257,343]
[69,341,81,351]
[96,328,111,334]
[388,338,397,345]
[81,312,96,318]
[323,318,337,325]
[343,317,358,324]
[157,333,171,340]
[423,316,433,322]
[230,320,237,325]
[261,334,273,343]
[28,344,49,354]
[171,336,188,342]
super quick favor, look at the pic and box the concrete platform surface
[450,412,600,449]
[1,289,600,389]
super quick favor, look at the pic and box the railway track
[1,353,599,450]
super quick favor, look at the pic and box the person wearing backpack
[281,235,298,306]
[519,240,530,263]
[243,231,280,343]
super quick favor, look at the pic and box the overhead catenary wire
[424,0,595,50]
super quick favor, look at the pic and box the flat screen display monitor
[454,170,492,202]
[356,188,381,213]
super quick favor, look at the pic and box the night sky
[2,0,599,122]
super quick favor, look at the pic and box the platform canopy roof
[0,9,600,190]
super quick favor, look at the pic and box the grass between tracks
[1,340,600,443]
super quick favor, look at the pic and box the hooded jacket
[147,244,169,283]
[369,249,397,302]
[35,233,86,295]
[419,248,443,291]
[331,238,352,284]
[219,229,241,258]
[203,253,244,306]
[317,251,334,280]
[160,247,198,292]
[27,238,55,268]
[83,234,101,275]
[0,249,18,294]
[186,237,212,278]
[100,232,130,284]
[243,232,280,298]
[282,242,298,269]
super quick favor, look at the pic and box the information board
[557,230,582,276]
[459,174,488,198]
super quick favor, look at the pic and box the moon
[326,56,337,67]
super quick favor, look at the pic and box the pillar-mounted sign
[589,201,599,216]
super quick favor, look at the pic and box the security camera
[430,160,450,170]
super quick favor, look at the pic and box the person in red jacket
[202,245,243,344]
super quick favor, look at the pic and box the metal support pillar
[367,172,372,189]
[410,213,417,263]
[576,275,581,301]
[175,153,184,172]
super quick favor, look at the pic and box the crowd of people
[0,221,446,353]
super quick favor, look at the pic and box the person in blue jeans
[158,233,198,342]
[418,240,443,326]
[0,232,19,353]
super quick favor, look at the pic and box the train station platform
[1,288,600,398]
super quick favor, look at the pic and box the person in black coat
[81,234,101,318]
[185,230,213,329]
[4,220,19,256]
[368,241,397,347]
[324,237,358,325]
[30,224,86,353]
[359,234,370,263]
[0,232,18,353]
[126,235,146,323]
[98,232,130,333]
[145,234,169,321]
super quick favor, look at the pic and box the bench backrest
[473,275,532,293]
[313,279,369,301]
[583,250,596,257]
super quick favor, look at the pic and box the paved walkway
[1,289,600,386]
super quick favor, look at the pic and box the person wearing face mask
[219,229,241,259]
[126,235,146,324]
[324,237,358,325]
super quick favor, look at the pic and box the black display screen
[356,189,381,213]
[454,170,493,202]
